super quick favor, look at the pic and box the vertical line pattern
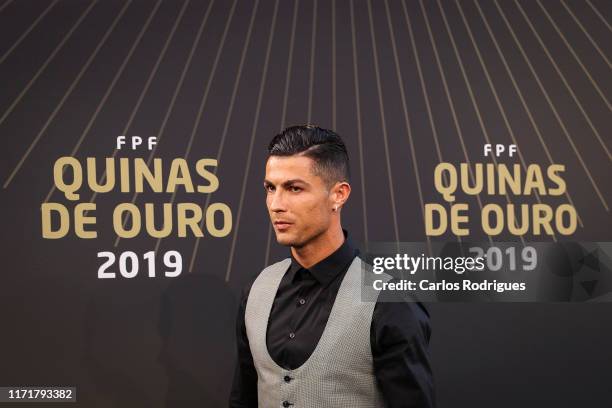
[86,0,191,209]
[437,0,528,245]
[184,0,260,263]
[113,0,217,247]
[494,0,609,211]
[403,0,465,244]
[383,0,431,253]
[332,0,336,130]
[263,0,300,270]
[225,0,280,282]
[349,0,369,252]
[279,0,299,135]
[44,0,164,204]
[1,1,606,272]
[514,0,611,161]
[365,0,400,247]
[307,0,317,123]
[153,0,241,255]
[0,0,98,130]
[3,0,128,189]
[400,1,446,186]
[419,0,491,245]
[0,0,59,65]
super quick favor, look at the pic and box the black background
[0,0,611,406]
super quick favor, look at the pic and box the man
[230,125,434,407]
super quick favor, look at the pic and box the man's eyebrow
[283,179,308,187]
[263,179,309,186]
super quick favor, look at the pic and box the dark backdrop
[0,0,610,407]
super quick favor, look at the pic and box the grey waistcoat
[245,255,391,408]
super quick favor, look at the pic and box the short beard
[281,225,327,249]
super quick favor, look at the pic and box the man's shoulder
[261,257,292,275]
[239,258,292,301]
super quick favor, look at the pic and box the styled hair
[267,125,350,188]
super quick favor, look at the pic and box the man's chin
[275,233,300,247]
[275,237,295,247]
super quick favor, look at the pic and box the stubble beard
[278,224,328,250]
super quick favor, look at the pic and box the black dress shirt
[229,230,435,407]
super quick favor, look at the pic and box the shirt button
[298,298,306,305]
[284,375,292,383]
[288,332,295,339]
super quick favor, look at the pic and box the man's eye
[265,185,274,192]
[290,186,301,192]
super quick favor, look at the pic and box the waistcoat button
[284,375,292,383]
[282,400,293,407]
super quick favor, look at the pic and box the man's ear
[332,181,351,209]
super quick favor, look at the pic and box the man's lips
[274,221,292,230]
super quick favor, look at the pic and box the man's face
[264,155,334,248]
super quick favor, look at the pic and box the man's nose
[268,190,286,212]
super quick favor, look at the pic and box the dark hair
[267,125,350,188]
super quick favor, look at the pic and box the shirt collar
[289,229,359,286]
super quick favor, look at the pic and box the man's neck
[291,226,345,269]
